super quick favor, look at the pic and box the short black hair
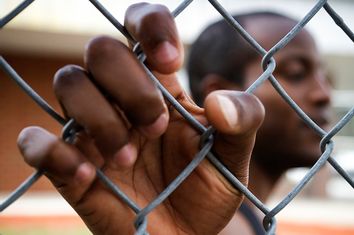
[187,11,297,105]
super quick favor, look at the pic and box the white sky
[1,0,353,55]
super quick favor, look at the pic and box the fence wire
[0,0,353,234]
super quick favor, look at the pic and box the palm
[66,96,244,235]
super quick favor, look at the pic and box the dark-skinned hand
[17,3,264,235]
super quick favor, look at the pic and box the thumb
[204,91,264,184]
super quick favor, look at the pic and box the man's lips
[312,116,330,130]
[299,114,331,133]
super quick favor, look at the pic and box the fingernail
[75,162,95,184]
[216,95,238,127]
[154,41,179,64]
[139,112,169,138]
[113,143,137,169]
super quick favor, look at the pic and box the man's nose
[308,71,331,107]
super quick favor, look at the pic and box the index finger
[124,3,184,74]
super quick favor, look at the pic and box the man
[187,11,331,235]
[17,3,264,235]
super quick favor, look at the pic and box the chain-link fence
[0,0,353,234]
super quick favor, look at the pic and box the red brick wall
[0,53,82,191]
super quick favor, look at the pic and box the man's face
[242,18,331,170]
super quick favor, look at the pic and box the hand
[17,3,264,235]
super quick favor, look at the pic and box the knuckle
[135,5,174,42]
[122,88,164,125]
[53,65,86,93]
[129,3,171,25]
[144,4,171,20]
[85,36,127,62]
[17,126,36,149]
[17,127,58,168]
[126,3,173,44]
[141,5,172,27]
[126,2,149,14]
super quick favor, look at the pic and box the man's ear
[201,74,242,99]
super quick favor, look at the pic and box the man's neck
[244,159,283,209]
[218,158,285,235]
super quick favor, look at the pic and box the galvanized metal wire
[0,0,353,234]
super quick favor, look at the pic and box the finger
[17,126,96,204]
[125,3,192,110]
[125,3,183,74]
[204,91,265,183]
[85,36,168,138]
[54,65,129,159]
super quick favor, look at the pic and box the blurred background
[0,0,353,234]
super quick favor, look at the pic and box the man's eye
[283,70,307,82]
